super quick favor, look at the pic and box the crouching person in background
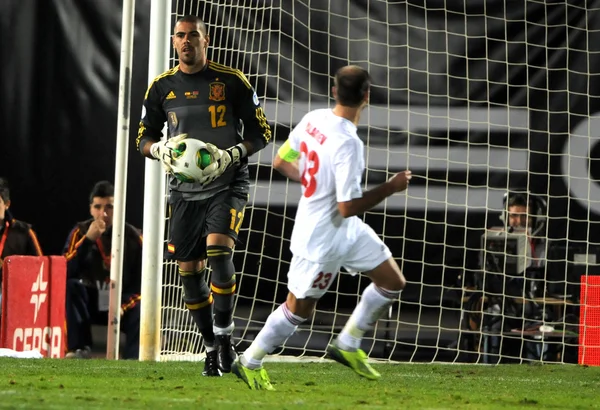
[63,181,143,359]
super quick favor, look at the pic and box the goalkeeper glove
[149,134,188,173]
[199,143,247,186]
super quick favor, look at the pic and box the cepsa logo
[10,261,63,358]
[12,327,62,358]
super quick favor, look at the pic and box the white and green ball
[170,139,214,183]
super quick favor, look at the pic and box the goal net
[147,0,600,364]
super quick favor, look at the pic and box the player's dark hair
[334,66,371,107]
[176,15,208,36]
[0,177,10,202]
[506,193,530,209]
[89,181,114,204]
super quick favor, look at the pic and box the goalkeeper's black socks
[207,245,237,329]
[179,268,216,345]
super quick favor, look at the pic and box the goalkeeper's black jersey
[137,61,272,199]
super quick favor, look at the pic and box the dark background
[1,1,599,306]
[0,0,151,252]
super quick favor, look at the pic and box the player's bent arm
[138,138,159,159]
[234,72,272,152]
[274,154,301,182]
[274,140,301,182]
[239,141,258,157]
[338,170,412,218]
[137,80,167,159]
[337,182,396,218]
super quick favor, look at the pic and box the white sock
[241,303,306,369]
[336,283,401,351]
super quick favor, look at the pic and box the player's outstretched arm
[338,171,412,218]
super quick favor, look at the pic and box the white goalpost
[139,0,600,365]
[138,0,172,361]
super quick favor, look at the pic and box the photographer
[461,191,550,362]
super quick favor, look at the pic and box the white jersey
[288,109,365,262]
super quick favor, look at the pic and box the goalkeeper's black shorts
[167,189,248,261]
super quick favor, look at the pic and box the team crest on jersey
[209,82,226,101]
[168,112,178,127]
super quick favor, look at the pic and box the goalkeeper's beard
[180,51,197,66]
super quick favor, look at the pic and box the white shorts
[287,224,392,299]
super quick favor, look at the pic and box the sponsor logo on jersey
[209,82,226,101]
[252,91,260,106]
[185,90,199,99]
[168,112,178,127]
[166,90,176,99]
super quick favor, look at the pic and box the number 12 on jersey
[300,141,319,197]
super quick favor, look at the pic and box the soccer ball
[169,138,214,183]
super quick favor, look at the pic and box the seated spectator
[63,181,142,359]
[0,178,43,317]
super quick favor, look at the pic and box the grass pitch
[0,358,598,409]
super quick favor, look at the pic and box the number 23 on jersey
[300,141,320,197]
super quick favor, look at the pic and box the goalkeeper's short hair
[176,15,208,36]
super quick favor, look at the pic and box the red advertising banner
[579,275,600,366]
[1,256,66,358]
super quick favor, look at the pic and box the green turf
[0,358,598,409]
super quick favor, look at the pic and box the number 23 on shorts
[300,141,320,197]
[311,272,333,289]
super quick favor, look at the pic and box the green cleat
[326,343,381,380]
[232,358,275,391]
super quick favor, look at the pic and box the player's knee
[179,270,211,308]
[370,260,406,292]
[374,270,405,292]
[178,260,206,272]
[206,245,235,284]
[286,293,317,319]
[391,271,406,292]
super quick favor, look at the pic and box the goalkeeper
[136,15,271,376]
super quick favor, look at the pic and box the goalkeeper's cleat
[216,335,238,373]
[232,358,275,391]
[326,343,381,380]
[202,350,223,377]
